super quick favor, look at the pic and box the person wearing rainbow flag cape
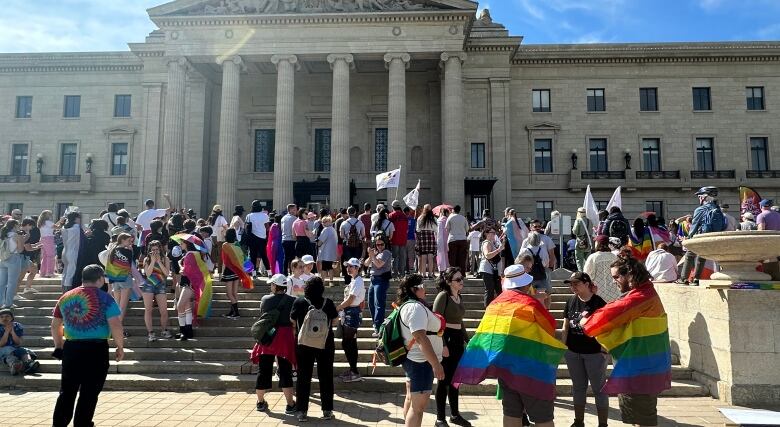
[581,256,672,427]
[453,264,567,427]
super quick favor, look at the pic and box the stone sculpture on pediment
[190,0,429,15]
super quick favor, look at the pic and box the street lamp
[571,149,578,170]
[85,153,93,174]
[35,153,43,174]
[624,149,632,170]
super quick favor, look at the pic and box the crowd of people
[1,185,778,426]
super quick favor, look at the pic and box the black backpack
[530,247,547,280]
[345,219,361,248]
[608,219,629,245]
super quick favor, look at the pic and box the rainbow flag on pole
[583,282,672,395]
[453,290,566,401]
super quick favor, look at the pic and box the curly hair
[396,274,424,305]
[610,256,652,286]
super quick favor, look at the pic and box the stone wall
[656,285,780,405]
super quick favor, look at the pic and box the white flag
[583,185,600,228]
[376,167,401,191]
[403,180,421,209]
[606,186,622,211]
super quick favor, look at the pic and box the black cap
[0,308,13,320]
[564,271,593,284]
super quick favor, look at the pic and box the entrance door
[471,195,488,220]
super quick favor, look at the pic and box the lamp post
[35,153,43,174]
[85,153,93,174]
[571,149,579,170]
[624,149,632,170]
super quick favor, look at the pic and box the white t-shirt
[101,212,119,227]
[212,215,228,242]
[645,249,679,283]
[136,208,169,231]
[468,231,482,252]
[344,276,366,307]
[400,301,443,363]
[40,220,55,237]
[287,276,306,298]
[246,212,269,239]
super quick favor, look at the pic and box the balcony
[41,174,82,183]
[0,175,31,183]
[636,170,681,180]
[690,170,736,180]
[746,170,780,179]
[581,171,626,180]
[0,173,93,194]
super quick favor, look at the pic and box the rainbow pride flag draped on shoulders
[221,242,253,289]
[503,219,529,260]
[628,228,653,261]
[582,282,672,395]
[183,251,213,319]
[453,290,567,401]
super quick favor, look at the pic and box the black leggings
[255,354,293,391]
[248,235,269,272]
[482,272,502,307]
[342,336,359,374]
[296,341,335,414]
[436,328,466,420]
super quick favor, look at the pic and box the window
[536,201,553,221]
[587,88,605,112]
[746,87,765,111]
[534,139,553,173]
[114,95,132,117]
[314,128,331,172]
[470,143,485,168]
[56,203,71,219]
[641,138,662,172]
[639,88,658,112]
[111,143,128,176]
[595,201,609,211]
[692,87,711,111]
[589,138,608,172]
[532,89,551,112]
[695,138,715,171]
[646,201,664,217]
[750,137,769,171]
[254,129,275,172]
[8,203,23,215]
[15,96,32,118]
[11,144,29,176]
[374,128,388,171]
[60,143,77,175]
[63,95,81,118]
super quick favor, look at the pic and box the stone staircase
[1,276,707,397]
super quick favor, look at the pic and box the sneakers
[450,415,473,427]
[123,330,131,338]
[147,332,158,343]
[160,329,173,339]
[522,413,531,427]
[25,287,38,293]
[435,421,449,427]
[322,410,334,420]
[8,357,23,376]
[570,422,585,427]
[284,404,297,415]
[371,331,379,338]
[24,360,40,375]
[256,400,268,412]
[296,412,308,422]
[337,371,352,381]
[342,372,363,383]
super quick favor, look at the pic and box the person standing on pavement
[51,264,124,427]
[339,207,365,285]
[445,205,469,276]
[281,204,298,275]
[389,201,409,278]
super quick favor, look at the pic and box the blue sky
[0,0,778,53]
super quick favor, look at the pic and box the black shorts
[320,261,334,271]
[499,380,554,424]
[619,394,658,426]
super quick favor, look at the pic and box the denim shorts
[142,281,167,295]
[403,359,434,394]
[343,306,362,329]
[111,279,134,292]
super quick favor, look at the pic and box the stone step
[0,373,707,396]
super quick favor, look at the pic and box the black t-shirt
[23,227,41,256]
[259,293,296,327]
[564,294,607,354]
[290,297,338,340]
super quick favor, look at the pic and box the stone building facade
[1,0,779,222]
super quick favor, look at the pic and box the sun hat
[301,255,315,265]
[344,258,361,268]
[503,264,533,290]
[268,274,288,287]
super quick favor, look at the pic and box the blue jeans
[0,253,23,307]
[368,275,390,331]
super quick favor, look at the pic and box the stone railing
[41,174,82,183]
[0,173,93,194]
[581,171,626,180]
[690,170,736,179]
[746,170,780,179]
[0,175,31,183]
[636,170,681,179]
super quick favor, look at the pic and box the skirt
[415,230,437,255]
[221,266,238,282]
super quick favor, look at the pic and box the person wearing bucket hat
[336,258,365,383]
[561,272,609,427]
[502,264,533,290]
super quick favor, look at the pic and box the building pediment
[525,122,561,132]
[149,0,477,16]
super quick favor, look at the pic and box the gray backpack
[297,299,330,349]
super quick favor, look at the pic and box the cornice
[0,64,143,73]
[513,55,780,65]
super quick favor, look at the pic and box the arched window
[410,146,423,172]
[350,147,362,172]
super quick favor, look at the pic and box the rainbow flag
[105,249,131,283]
[628,228,653,261]
[183,251,213,319]
[221,242,253,289]
[582,282,672,395]
[452,290,566,401]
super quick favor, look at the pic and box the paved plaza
[1,391,754,426]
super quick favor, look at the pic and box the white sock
[177,315,186,327]
[185,311,193,325]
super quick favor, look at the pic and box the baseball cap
[268,274,288,287]
[301,255,315,265]
[760,199,772,207]
[564,271,593,285]
[212,205,223,212]
[344,258,361,268]
[0,308,13,320]
[392,200,402,209]
[503,265,533,290]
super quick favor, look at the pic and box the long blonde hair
[38,210,53,228]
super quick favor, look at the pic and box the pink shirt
[292,219,308,237]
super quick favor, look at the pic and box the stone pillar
[215,55,243,211]
[161,57,189,208]
[440,52,467,206]
[490,78,512,212]
[384,52,411,202]
[271,54,299,209]
[327,53,354,209]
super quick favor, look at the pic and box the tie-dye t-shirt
[53,287,121,340]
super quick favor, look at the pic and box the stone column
[384,52,411,202]
[440,52,467,206]
[271,54,299,209]
[161,57,189,208]
[215,55,243,211]
[327,54,354,209]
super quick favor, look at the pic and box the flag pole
[395,165,402,200]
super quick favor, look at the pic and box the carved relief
[189,0,431,15]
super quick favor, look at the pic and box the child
[335,258,365,383]
[515,254,547,305]
[287,258,306,298]
[106,233,135,337]
[198,226,215,274]
[300,255,315,282]
[176,241,195,341]
[37,210,57,278]
[0,308,39,375]
[467,229,482,277]
[142,240,171,342]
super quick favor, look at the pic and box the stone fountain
[682,231,780,281]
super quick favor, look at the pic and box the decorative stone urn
[682,231,780,281]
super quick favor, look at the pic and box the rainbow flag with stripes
[183,251,213,319]
[628,228,653,261]
[105,249,131,283]
[452,290,567,401]
[221,242,253,289]
[582,282,672,395]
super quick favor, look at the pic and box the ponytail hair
[396,274,424,305]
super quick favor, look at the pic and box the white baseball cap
[301,255,315,265]
[344,258,361,268]
[268,274,288,287]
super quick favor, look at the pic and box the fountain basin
[682,231,780,282]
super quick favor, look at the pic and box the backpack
[608,219,629,244]
[375,300,415,366]
[575,219,592,251]
[297,299,330,349]
[345,219,361,248]
[251,296,292,344]
[701,205,727,234]
[0,238,11,262]
[529,247,547,280]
